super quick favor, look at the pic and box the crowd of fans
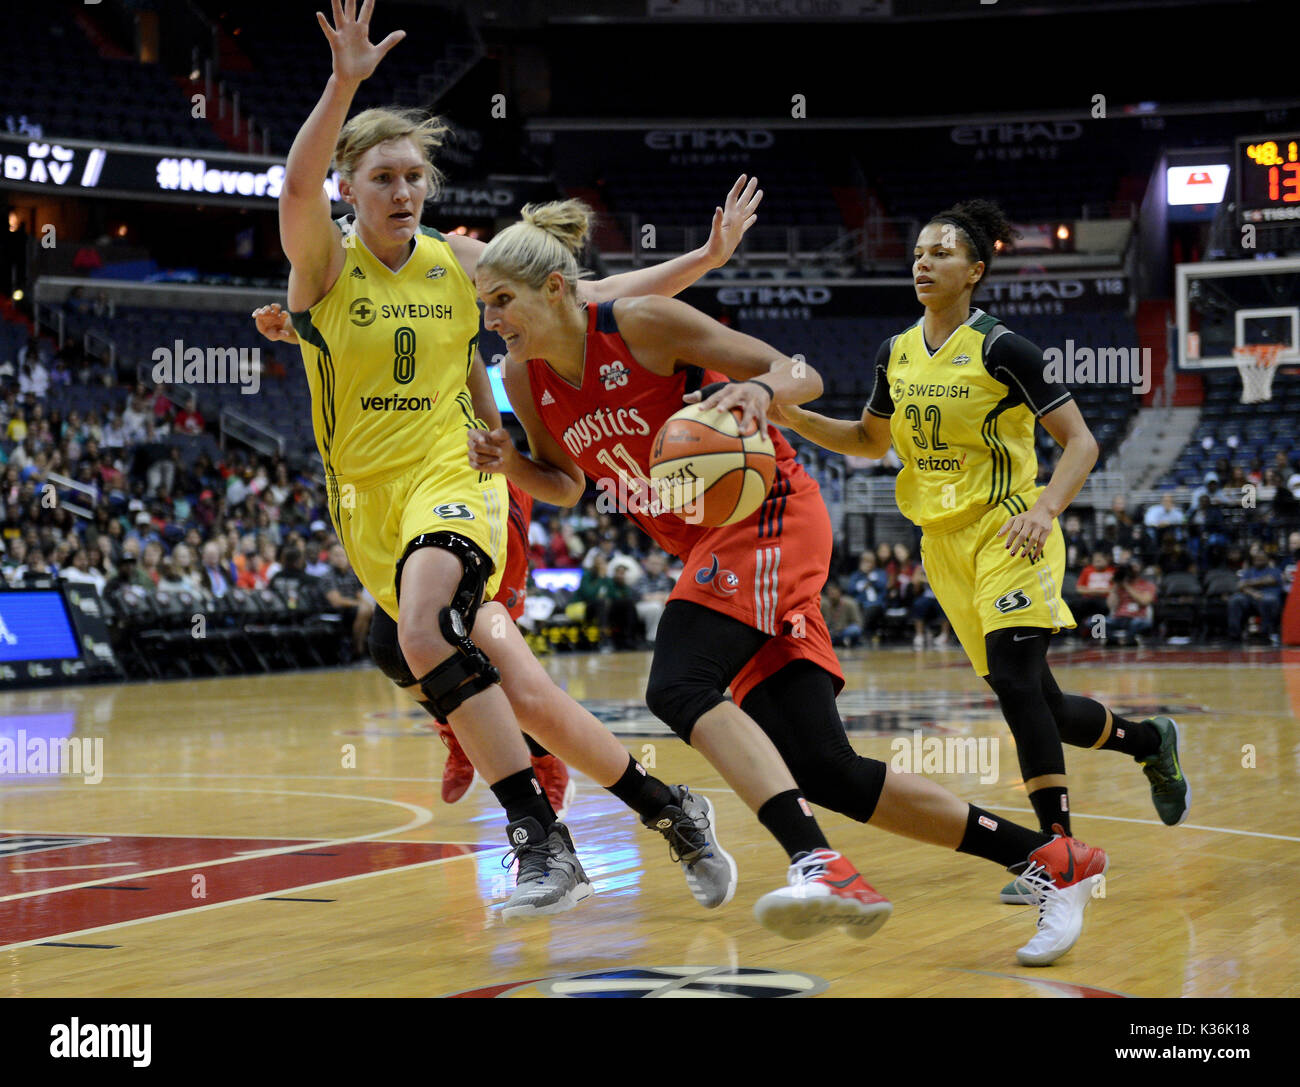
[3,321,1298,671]
[821,474,1300,650]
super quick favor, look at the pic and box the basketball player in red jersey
[467,200,1108,963]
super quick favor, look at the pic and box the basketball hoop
[1234,344,1284,404]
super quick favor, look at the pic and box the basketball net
[1234,344,1283,404]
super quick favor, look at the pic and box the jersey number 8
[393,326,417,384]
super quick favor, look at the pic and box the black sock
[606,754,677,821]
[1028,786,1071,836]
[524,735,550,759]
[1101,713,1161,759]
[490,768,555,830]
[757,789,830,859]
[956,805,1053,868]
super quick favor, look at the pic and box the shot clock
[1238,134,1300,223]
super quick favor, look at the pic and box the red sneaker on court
[753,849,892,941]
[1013,824,1108,966]
[531,754,575,820]
[437,723,476,804]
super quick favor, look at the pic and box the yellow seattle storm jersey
[865,308,1072,535]
[290,218,483,492]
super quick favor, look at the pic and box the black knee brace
[396,531,501,721]
[367,607,417,687]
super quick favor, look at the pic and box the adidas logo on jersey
[541,389,556,406]
[426,266,446,279]
[898,352,910,366]
[350,266,366,279]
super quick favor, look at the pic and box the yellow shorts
[920,489,1075,676]
[330,431,507,621]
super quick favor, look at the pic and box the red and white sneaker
[753,849,891,941]
[532,754,575,821]
[436,723,476,804]
[1014,824,1108,966]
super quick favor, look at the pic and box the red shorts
[491,481,531,621]
[666,467,844,707]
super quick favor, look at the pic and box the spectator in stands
[200,539,234,599]
[1268,468,1300,521]
[908,564,951,649]
[167,543,203,592]
[106,552,152,596]
[237,552,269,590]
[1190,471,1222,511]
[1075,549,1115,629]
[266,462,293,508]
[140,540,164,586]
[121,394,149,445]
[259,538,282,582]
[845,551,887,640]
[1228,543,1285,645]
[60,551,107,595]
[1189,493,1225,533]
[6,411,26,443]
[175,395,205,436]
[892,542,917,591]
[633,550,675,644]
[1105,561,1156,645]
[270,546,319,611]
[319,543,374,659]
[155,559,192,595]
[1144,494,1184,529]
[305,523,332,577]
[1284,531,1300,592]
[821,580,864,648]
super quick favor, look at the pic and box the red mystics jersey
[525,301,843,703]
[525,301,810,559]
[491,480,532,621]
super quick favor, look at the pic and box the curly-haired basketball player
[776,198,1190,903]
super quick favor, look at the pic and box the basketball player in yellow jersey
[777,199,1190,903]
[280,0,763,918]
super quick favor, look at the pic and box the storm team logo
[695,554,740,596]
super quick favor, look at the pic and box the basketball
[649,402,776,526]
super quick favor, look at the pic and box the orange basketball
[649,402,776,527]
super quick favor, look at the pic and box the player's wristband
[746,379,775,404]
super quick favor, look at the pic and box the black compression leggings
[645,600,887,823]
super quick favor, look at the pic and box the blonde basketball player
[281,0,769,918]
[776,198,1189,906]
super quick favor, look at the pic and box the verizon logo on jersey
[560,406,651,459]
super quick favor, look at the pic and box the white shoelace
[1015,860,1060,930]
[789,849,842,885]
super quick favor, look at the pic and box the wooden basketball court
[3,643,1297,999]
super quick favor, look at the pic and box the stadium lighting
[12,290,23,301]
[1056,225,1071,241]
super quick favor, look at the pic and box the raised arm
[280,0,405,310]
[578,175,763,302]
[445,175,759,297]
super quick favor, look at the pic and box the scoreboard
[1238,134,1300,223]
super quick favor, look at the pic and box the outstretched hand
[317,0,405,85]
[251,303,298,344]
[702,174,763,268]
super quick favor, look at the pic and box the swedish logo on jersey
[349,297,377,327]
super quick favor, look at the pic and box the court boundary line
[984,806,1300,844]
[0,785,432,904]
[0,852,481,955]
